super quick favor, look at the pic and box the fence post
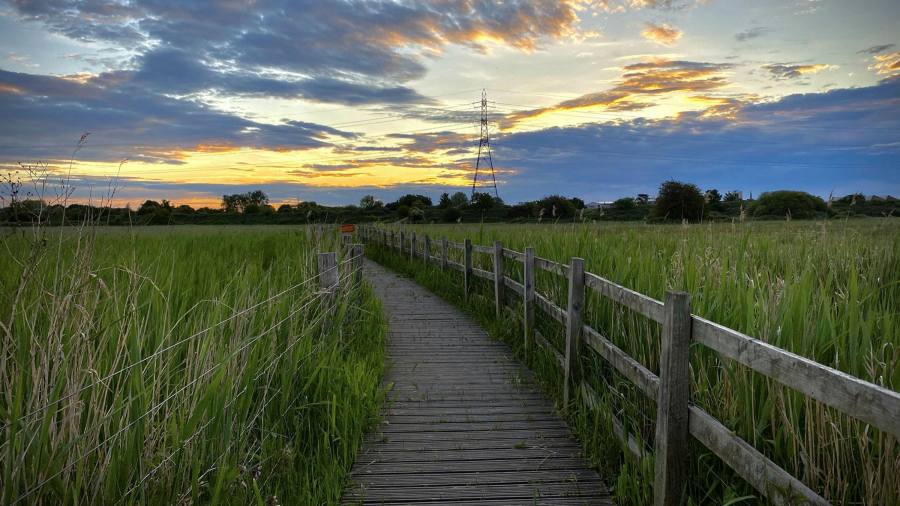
[424,235,431,265]
[399,230,405,255]
[441,238,449,271]
[317,251,339,310]
[523,246,535,360]
[563,257,585,410]
[410,232,416,259]
[463,238,473,301]
[493,240,504,318]
[352,244,364,286]
[653,291,692,506]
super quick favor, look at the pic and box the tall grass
[0,225,385,504]
[369,220,899,505]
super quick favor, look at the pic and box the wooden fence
[359,225,900,506]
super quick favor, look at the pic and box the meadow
[368,219,899,505]
[0,225,385,504]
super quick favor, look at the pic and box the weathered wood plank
[502,247,524,261]
[534,256,570,276]
[493,240,504,318]
[534,329,565,371]
[692,315,900,439]
[584,271,665,323]
[688,405,828,505]
[580,381,646,460]
[582,325,659,399]
[472,266,493,280]
[534,292,567,324]
[503,276,524,296]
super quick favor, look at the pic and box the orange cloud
[501,59,732,127]
[870,51,900,76]
[641,23,683,46]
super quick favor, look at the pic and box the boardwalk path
[343,260,612,505]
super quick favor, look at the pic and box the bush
[752,191,826,219]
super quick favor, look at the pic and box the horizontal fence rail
[359,225,900,506]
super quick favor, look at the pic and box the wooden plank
[692,316,900,439]
[689,405,828,505]
[534,256,570,276]
[424,235,431,264]
[493,241,504,319]
[502,248,524,261]
[317,251,338,291]
[463,238,472,301]
[524,247,535,360]
[472,243,493,254]
[441,237,448,270]
[472,267,493,280]
[447,260,464,272]
[582,325,659,399]
[503,276,524,296]
[534,329,565,371]
[534,292,566,324]
[584,271,665,323]
[654,291,692,506]
[580,382,646,460]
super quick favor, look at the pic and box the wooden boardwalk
[343,260,611,505]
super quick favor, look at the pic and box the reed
[0,225,385,504]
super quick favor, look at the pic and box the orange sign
[340,223,356,233]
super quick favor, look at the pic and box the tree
[222,191,269,213]
[449,191,468,208]
[470,192,502,211]
[393,194,432,209]
[359,195,378,209]
[438,192,452,209]
[441,206,462,222]
[752,191,826,219]
[537,195,576,218]
[277,203,293,214]
[723,191,742,202]
[705,189,722,205]
[636,194,650,205]
[569,197,585,209]
[653,180,705,221]
[612,197,636,211]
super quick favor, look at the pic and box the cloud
[0,68,354,163]
[762,63,836,80]
[735,27,769,42]
[489,76,900,202]
[641,23,683,46]
[502,59,733,125]
[858,44,895,55]
[869,51,900,76]
[7,0,595,84]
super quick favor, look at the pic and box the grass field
[0,225,385,504]
[369,219,899,505]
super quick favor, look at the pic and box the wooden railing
[359,226,900,506]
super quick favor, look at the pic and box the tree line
[1,182,896,226]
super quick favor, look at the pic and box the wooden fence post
[410,232,416,259]
[563,257,585,410]
[352,244,364,286]
[399,231,405,255]
[317,251,339,309]
[493,240,504,318]
[463,238,473,301]
[424,235,431,265]
[441,237,448,271]
[523,247,535,360]
[653,290,692,506]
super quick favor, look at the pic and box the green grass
[0,225,386,504]
[368,219,899,505]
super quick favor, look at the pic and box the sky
[0,0,898,207]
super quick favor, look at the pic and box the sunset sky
[1,0,898,207]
